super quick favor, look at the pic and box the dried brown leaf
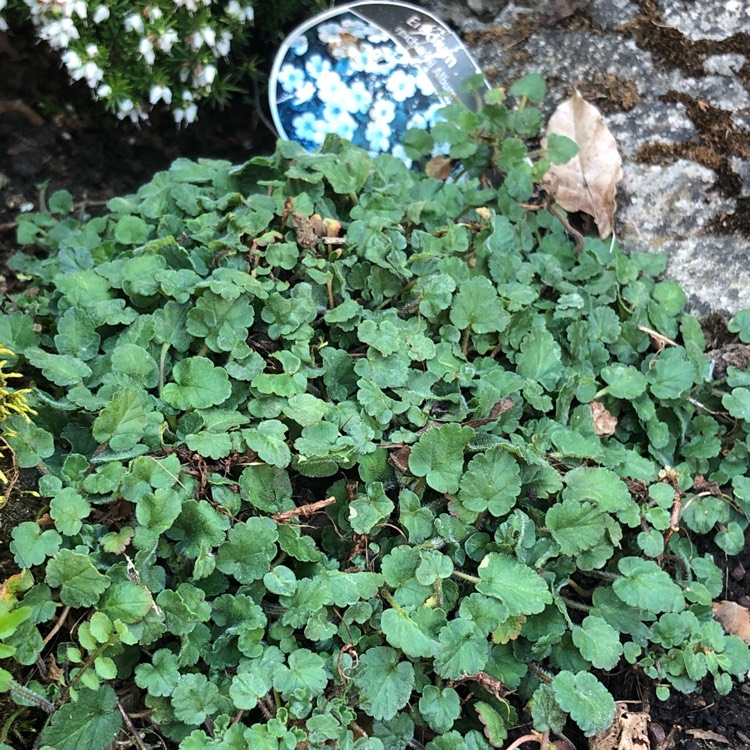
[543,89,623,237]
[685,729,730,744]
[712,600,750,643]
[590,702,650,750]
[590,401,617,437]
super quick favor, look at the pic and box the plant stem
[8,679,56,714]
[502,733,541,750]
[452,570,480,585]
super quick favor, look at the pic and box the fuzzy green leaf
[450,277,509,334]
[10,522,62,568]
[231,661,274,710]
[613,557,685,614]
[571,615,623,669]
[355,646,415,721]
[551,671,615,736]
[349,482,395,534]
[162,356,231,410]
[186,292,255,353]
[99,582,152,623]
[476,553,552,615]
[92,386,155,451]
[434,619,489,679]
[39,686,121,750]
[243,420,291,467]
[458,447,521,517]
[216,517,278,583]
[647,348,696,400]
[600,363,647,399]
[723,387,750,421]
[562,466,632,513]
[46,550,110,608]
[381,607,438,658]
[135,649,181,697]
[171,673,220,725]
[515,328,562,390]
[409,423,474,493]
[49,487,91,536]
[419,686,461,734]
[274,648,327,698]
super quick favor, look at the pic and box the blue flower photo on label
[273,10,442,159]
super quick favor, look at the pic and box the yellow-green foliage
[0,345,35,491]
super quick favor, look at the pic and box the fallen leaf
[543,89,623,237]
[685,728,730,744]
[426,155,453,181]
[591,401,617,437]
[590,702,650,749]
[712,600,750,643]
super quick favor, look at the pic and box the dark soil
[2,6,750,750]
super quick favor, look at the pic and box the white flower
[315,69,348,104]
[316,21,343,44]
[40,18,79,48]
[85,44,99,57]
[73,1,87,19]
[62,50,83,73]
[0,19,7,32]
[96,83,112,98]
[293,112,325,145]
[150,84,173,105]
[214,30,232,57]
[193,64,217,87]
[415,71,436,97]
[226,1,254,23]
[147,6,163,20]
[117,98,134,114]
[83,61,103,87]
[124,13,145,33]
[157,29,178,53]
[277,63,305,93]
[347,80,373,114]
[365,119,391,151]
[322,102,357,141]
[386,69,417,102]
[370,99,396,124]
[293,80,315,106]
[174,102,198,126]
[92,5,109,23]
[139,37,155,65]
[290,34,308,57]
[305,54,330,79]
[340,17,373,38]
[200,26,216,48]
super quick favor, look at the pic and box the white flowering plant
[1,0,319,125]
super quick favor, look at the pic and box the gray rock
[657,236,750,315]
[704,54,747,77]
[656,0,750,41]
[606,101,696,159]
[587,0,639,29]
[617,161,735,247]
[730,157,750,197]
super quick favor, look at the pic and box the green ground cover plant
[1,75,750,749]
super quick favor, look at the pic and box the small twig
[547,203,584,254]
[42,606,71,647]
[116,699,149,750]
[637,324,677,351]
[655,724,680,750]
[272,496,335,523]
